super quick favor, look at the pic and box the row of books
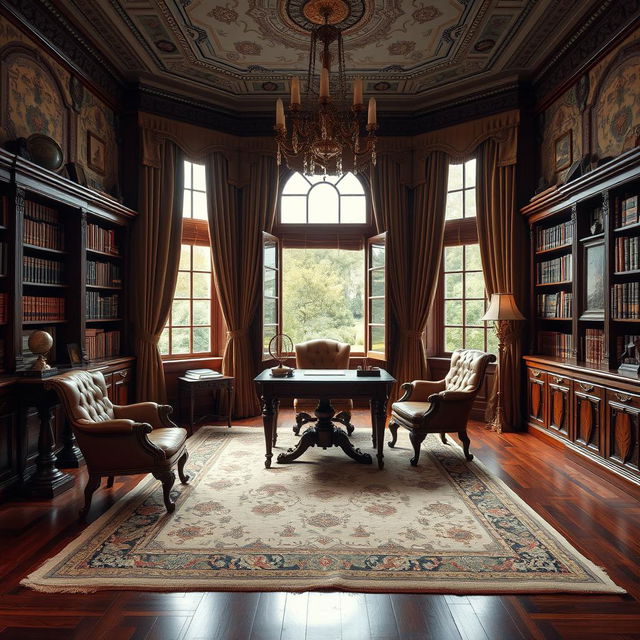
[538,331,573,359]
[614,195,638,228]
[24,200,64,250]
[585,328,605,366]
[611,282,640,319]
[0,241,7,276]
[23,295,65,321]
[0,293,7,323]
[86,291,119,319]
[85,328,120,360]
[87,260,122,287]
[537,254,572,285]
[23,256,64,285]
[616,335,640,364]
[537,292,573,318]
[536,220,573,252]
[87,223,119,256]
[614,235,640,272]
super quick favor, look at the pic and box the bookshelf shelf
[613,221,640,234]
[86,318,122,323]
[23,320,67,325]
[86,248,122,259]
[535,243,573,256]
[23,243,67,256]
[23,282,69,288]
[535,281,573,287]
[86,284,123,291]
[614,269,640,276]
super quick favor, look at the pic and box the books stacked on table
[184,368,222,380]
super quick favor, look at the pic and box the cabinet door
[573,381,604,454]
[548,374,572,438]
[527,368,547,428]
[113,368,131,405]
[606,391,640,473]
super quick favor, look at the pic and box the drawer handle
[531,369,541,378]
[614,393,632,403]
[578,382,594,392]
[551,376,564,384]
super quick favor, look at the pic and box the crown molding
[1,0,123,108]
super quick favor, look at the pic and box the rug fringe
[19,578,98,594]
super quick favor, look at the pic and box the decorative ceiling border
[128,81,522,138]
[533,0,640,109]
[2,0,123,106]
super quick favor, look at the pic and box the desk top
[254,368,395,385]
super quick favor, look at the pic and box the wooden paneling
[548,374,572,438]
[606,390,640,473]
[526,367,547,428]
[573,381,604,454]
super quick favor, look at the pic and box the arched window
[280,172,367,225]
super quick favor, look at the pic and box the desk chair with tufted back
[46,370,189,517]
[293,339,354,435]
[388,348,495,466]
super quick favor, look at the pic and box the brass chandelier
[274,0,378,175]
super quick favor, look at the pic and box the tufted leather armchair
[388,349,495,466]
[46,370,189,517]
[293,339,355,435]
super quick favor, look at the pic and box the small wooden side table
[178,375,234,434]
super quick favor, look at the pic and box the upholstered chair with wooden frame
[293,339,355,435]
[388,348,495,466]
[47,370,189,518]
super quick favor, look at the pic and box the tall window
[160,160,215,357]
[437,159,496,354]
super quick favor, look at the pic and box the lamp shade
[482,293,525,321]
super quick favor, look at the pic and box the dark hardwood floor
[2,409,640,640]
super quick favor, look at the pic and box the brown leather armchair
[293,339,354,435]
[47,370,189,517]
[388,348,495,466]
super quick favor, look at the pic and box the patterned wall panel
[0,17,119,193]
[538,29,640,188]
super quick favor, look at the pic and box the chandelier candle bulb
[367,97,377,126]
[290,77,301,106]
[353,78,363,106]
[275,98,286,130]
[320,67,330,99]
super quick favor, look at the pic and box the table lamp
[481,293,525,433]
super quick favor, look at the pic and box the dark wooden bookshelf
[522,148,640,487]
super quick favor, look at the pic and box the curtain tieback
[400,330,424,340]
[227,328,249,339]
[136,333,159,346]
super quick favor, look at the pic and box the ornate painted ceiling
[61,0,602,111]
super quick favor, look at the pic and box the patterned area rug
[23,426,624,594]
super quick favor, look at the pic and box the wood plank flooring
[1,410,640,639]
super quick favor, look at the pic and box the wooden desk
[178,375,234,434]
[254,368,395,470]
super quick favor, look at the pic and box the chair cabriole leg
[177,451,190,484]
[388,421,399,448]
[458,430,473,461]
[409,431,426,466]
[153,470,176,513]
[80,474,101,518]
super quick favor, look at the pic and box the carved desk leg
[371,394,388,470]
[55,418,85,468]
[261,395,276,468]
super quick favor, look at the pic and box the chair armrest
[399,379,446,402]
[428,390,473,403]
[112,403,177,428]
[76,418,150,435]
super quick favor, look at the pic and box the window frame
[161,160,222,361]
[427,158,494,357]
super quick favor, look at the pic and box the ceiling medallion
[302,0,350,25]
[286,0,366,34]
[274,0,377,175]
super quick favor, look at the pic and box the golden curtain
[476,138,527,430]
[369,152,448,399]
[207,153,279,417]
[131,141,184,402]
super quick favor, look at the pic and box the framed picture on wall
[581,238,605,320]
[87,131,106,175]
[555,130,573,172]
